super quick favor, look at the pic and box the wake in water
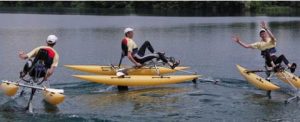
[0,99,26,112]
[0,91,60,114]
[206,77,300,103]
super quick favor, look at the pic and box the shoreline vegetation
[0,1,299,16]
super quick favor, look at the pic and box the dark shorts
[23,60,47,78]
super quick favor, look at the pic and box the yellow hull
[65,65,189,75]
[275,71,300,88]
[0,81,64,105]
[72,75,200,86]
[237,65,280,91]
[43,89,65,105]
[0,81,19,96]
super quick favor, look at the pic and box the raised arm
[232,35,254,49]
[261,21,276,43]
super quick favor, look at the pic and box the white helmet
[124,27,134,34]
[47,35,58,44]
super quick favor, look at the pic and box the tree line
[0,1,299,16]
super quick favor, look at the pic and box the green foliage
[16,1,25,8]
[0,1,298,16]
[54,1,64,8]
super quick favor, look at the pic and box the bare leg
[25,88,36,112]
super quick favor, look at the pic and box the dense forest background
[0,1,299,16]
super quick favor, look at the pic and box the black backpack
[29,49,53,78]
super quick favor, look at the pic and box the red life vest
[121,38,129,56]
[44,48,55,59]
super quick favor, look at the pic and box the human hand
[18,51,26,59]
[232,35,240,43]
[135,63,142,68]
[43,77,48,82]
[260,21,268,30]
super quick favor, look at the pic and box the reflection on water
[0,13,300,121]
[73,87,188,116]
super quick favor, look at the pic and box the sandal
[170,60,180,69]
[290,63,297,73]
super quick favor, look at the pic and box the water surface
[0,13,300,121]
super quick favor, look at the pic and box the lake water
[0,13,300,121]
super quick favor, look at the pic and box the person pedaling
[261,47,296,73]
[17,34,59,111]
[19,35,59,83]
[21,49,54,81]
[120,27,180,70]
[232,21,297,73]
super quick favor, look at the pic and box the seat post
[118,53,125,68]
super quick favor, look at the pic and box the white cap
[47,35,58,44]
[124,28,134,34]
[259,29,266,33]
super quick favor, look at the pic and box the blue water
[1,13,300,121]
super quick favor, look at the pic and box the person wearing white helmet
[232,21,296,73]
[19,34,60,81]
[121,27,180,69]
